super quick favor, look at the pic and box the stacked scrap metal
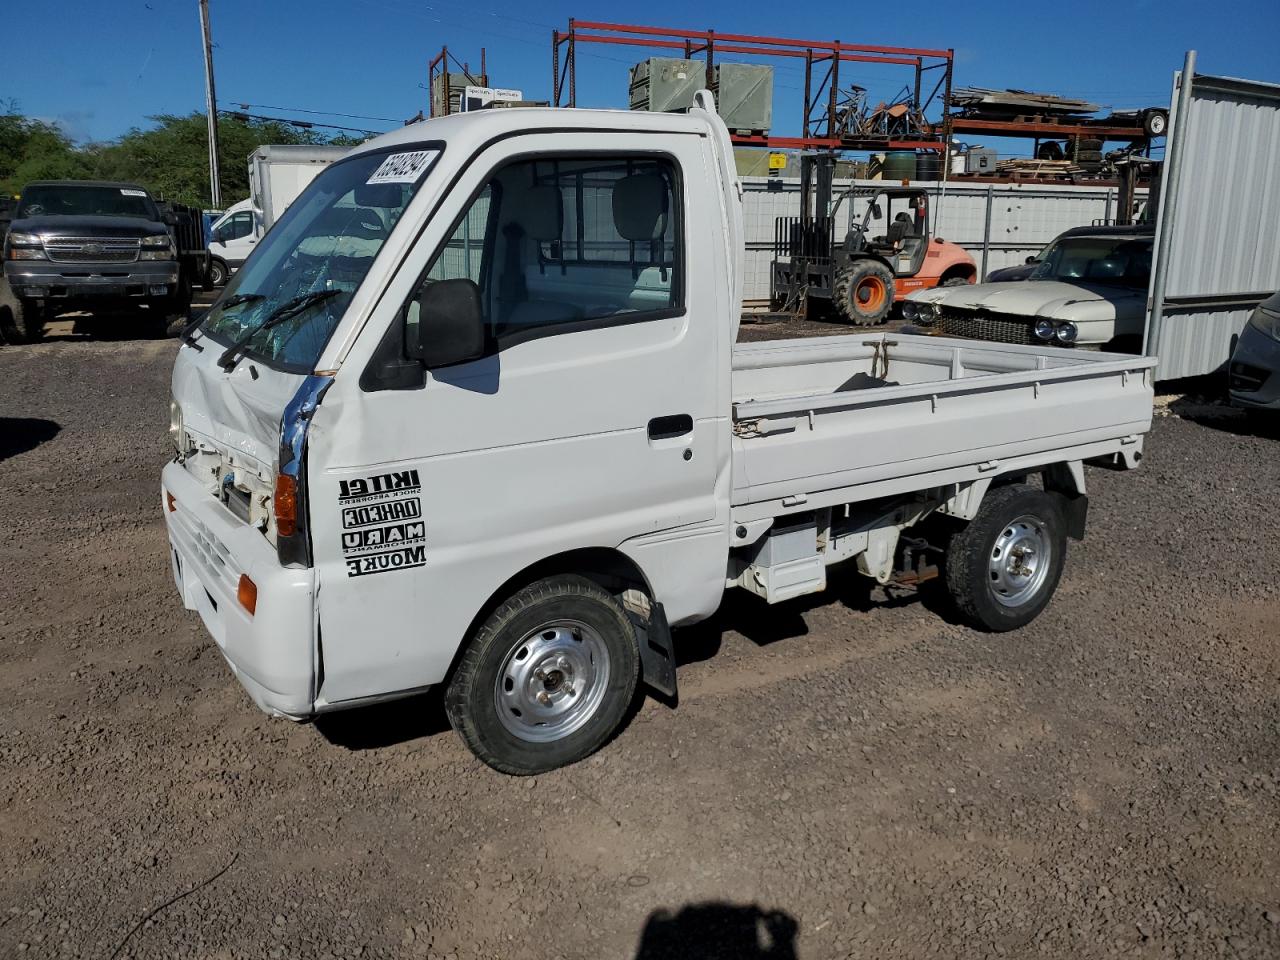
[951,88,1100,118]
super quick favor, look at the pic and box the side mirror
[407,277,485,368]
[162,210,178,227]
[1025,255,1038,264]
[870,202,883,219]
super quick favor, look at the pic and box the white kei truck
[162,92,1156,774]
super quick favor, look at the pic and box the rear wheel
[208,259,228,287]
[833,260,895,326]
[943,485,1066,632]
[445,575,641,774]
[0,297,45,343]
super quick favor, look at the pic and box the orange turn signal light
[274,473,298,537]
[165,490,177,513]
[237,574,258,615]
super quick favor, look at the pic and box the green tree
[0,104,92,196]
[92,112,331,207]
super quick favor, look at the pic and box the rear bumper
[1228,323,1280,409]
[5,259,179,299]
[161,460,317,718]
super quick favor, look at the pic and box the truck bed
[729,334,1156,521]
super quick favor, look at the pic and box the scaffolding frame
[551,19,953,151]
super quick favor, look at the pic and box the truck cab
[1,180,201,341]
[163,94,1154,775]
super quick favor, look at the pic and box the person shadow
[632,902,799,960]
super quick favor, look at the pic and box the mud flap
[627,602,678,704]
[1055,493,1090,541]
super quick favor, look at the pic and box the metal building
[1147,56,1280,380]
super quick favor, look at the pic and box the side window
[416,154,681,341]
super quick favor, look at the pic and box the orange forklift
[771,153,976,325]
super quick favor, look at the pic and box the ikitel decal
[338,470,426,577]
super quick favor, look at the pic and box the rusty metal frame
[428,45,488,118]
[551,19,953,151]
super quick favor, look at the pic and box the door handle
[648,414,693,440]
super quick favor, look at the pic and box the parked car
[1227,291,1280,412]
[985,223,1154,283]
[162,92,1156,775]
[904,231,1154,350]
[1,180,206,341]
[206,199,258,287]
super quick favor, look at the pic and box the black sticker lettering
[337,470,425,576]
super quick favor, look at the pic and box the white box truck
[247,144,350,232]
[162,93,1155,774]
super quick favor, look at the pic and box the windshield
[1030,236,1153,288]
[199,145,440,372]
[17,184,158,220]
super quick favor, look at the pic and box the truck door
[308,131,730,704]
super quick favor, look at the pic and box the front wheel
[943,485,1066,631]
[445,575,641,774]
[0,297,45,343]
[833,260,896,326]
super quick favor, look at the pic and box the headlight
[914,301,938,324]
[139,235,174,260]
[4,231,45,260]
[1034,318,1056,341]
[1249,306,1280,342]
[1055,322,1079,345]
[902,301,919,320]
[169,399,184,454]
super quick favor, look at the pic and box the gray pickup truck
[1,180,207,342]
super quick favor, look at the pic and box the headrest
[506,183,563,241]
[612,172,668,241]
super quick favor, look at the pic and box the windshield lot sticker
[338,469,426,577]
[120,188,148,196]
[365,151,438,185]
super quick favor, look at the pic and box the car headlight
[914,301,938,324]
[169,399,185,454]
[1054,322,1079,345]
[1034,318,1057,341]
[4,231,46,260]
[902,301,919,321]
[139,235,175,260]
[1249,305,1280,342]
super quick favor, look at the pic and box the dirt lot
[1,316,1278,959]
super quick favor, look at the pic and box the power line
[220,109,385,136]
[228,100,402,124]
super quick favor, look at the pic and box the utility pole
[198,0,222,208]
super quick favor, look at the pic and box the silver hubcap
[494,619,610,743]
[988,515,1051,607]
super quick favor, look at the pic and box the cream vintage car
[904,230,1153,351]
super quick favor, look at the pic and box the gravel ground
[1,317,1278,960]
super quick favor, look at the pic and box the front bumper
[1228,323,1280,410]
[5,259,178,299]
[161,460,317,718]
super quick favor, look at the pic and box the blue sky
[8,0,1278,145]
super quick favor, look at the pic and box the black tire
[943,484,1067,632]
[0,297,45,344]
[1143,109,1168,139]
[833,259,895,326]
[1076,150,1104,163]
[208,259,228,287]
[445,575,641,775]
[1077,137,1104,151]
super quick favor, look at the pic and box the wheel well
[939,263,976,283]
[443,548,654,682]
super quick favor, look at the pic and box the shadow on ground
[632,902,799,960]
[314,689,452,750]
[0,417,61,461]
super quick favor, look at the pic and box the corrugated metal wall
[1148,68,1280,379]
[741,177,1144,302]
